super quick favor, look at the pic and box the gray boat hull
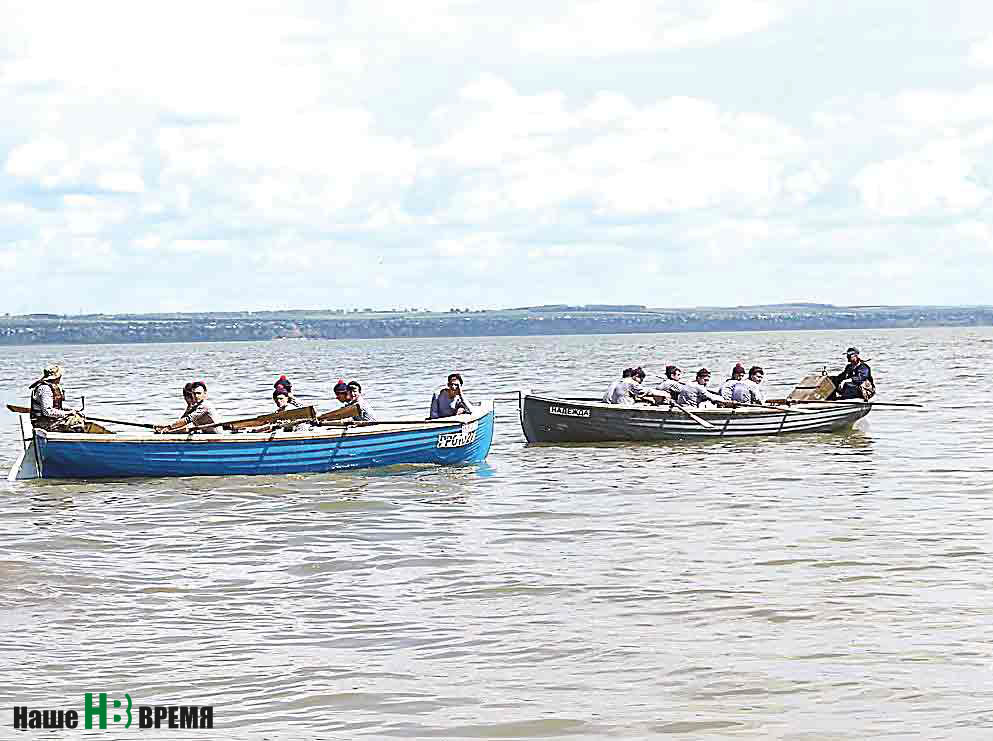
[520,394,871,443]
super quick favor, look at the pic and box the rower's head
[273,389,290,409]
[182,382,194,405]
[621,368,634,379]
[333,379,349,403]
[631,367,646,383]
[191,381,207,402]
[346,381,362,401]
[731,363,746,380]
[845,347,860,363]
[696,368,711,385]
[274,375,292,395]
[447,373,463,390]
[42,364,63,382]
[748,366,764,383]
[665,365,681,381]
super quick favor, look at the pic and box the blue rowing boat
[8,404,494,480]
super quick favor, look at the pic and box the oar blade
[222,405,318,431]
[316,404,359,423]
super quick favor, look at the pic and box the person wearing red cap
[272,376,300,411]
[717,363,747,401]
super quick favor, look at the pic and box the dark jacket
[833,361,874,399]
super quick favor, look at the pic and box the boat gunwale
[524,394,870,417]
[37,403,493,445]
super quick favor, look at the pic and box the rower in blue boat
[346,381,377,421]
[430,373,474,418]
[272,376,301,410]
[332,379,349,405]
[155,381,220,433]
[180,382,195,416]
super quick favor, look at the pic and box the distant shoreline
[1,304,990,347]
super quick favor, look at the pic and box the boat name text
[549,406,591,418]
[437,421,479,448]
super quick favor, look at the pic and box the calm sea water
[2,328,992,740]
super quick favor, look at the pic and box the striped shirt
[353,394,377,421]
[183,401,219,433]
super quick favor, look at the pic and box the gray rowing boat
[520,394,871,443]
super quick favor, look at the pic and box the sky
[2,0,992,314]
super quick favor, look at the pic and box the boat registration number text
[437,422,479,448]
[549,405,591,418]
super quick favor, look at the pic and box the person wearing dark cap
[677,368,723,407]
[717,363,747,401]
[430,373,474,418]
[832,348,875,400]
[28,364,85,431]
[332,379,349,405]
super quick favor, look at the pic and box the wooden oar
[180,405,317,433]
[725,401,800,413]
[223,405,316,431]
[321,417,472,427]
[666,401,716,430]
[7,404,153,430]
[316,403,359,422]
[784,399,924,408]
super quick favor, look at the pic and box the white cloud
[431,80,816,219]
[852,138,989,218]
[969,35,993,67]
[516,0,786,56]
[2,1,993,312]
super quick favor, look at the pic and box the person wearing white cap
[28,364,84,431]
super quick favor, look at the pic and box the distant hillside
[0,304,990,346]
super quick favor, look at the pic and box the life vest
[30,380,65,425]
